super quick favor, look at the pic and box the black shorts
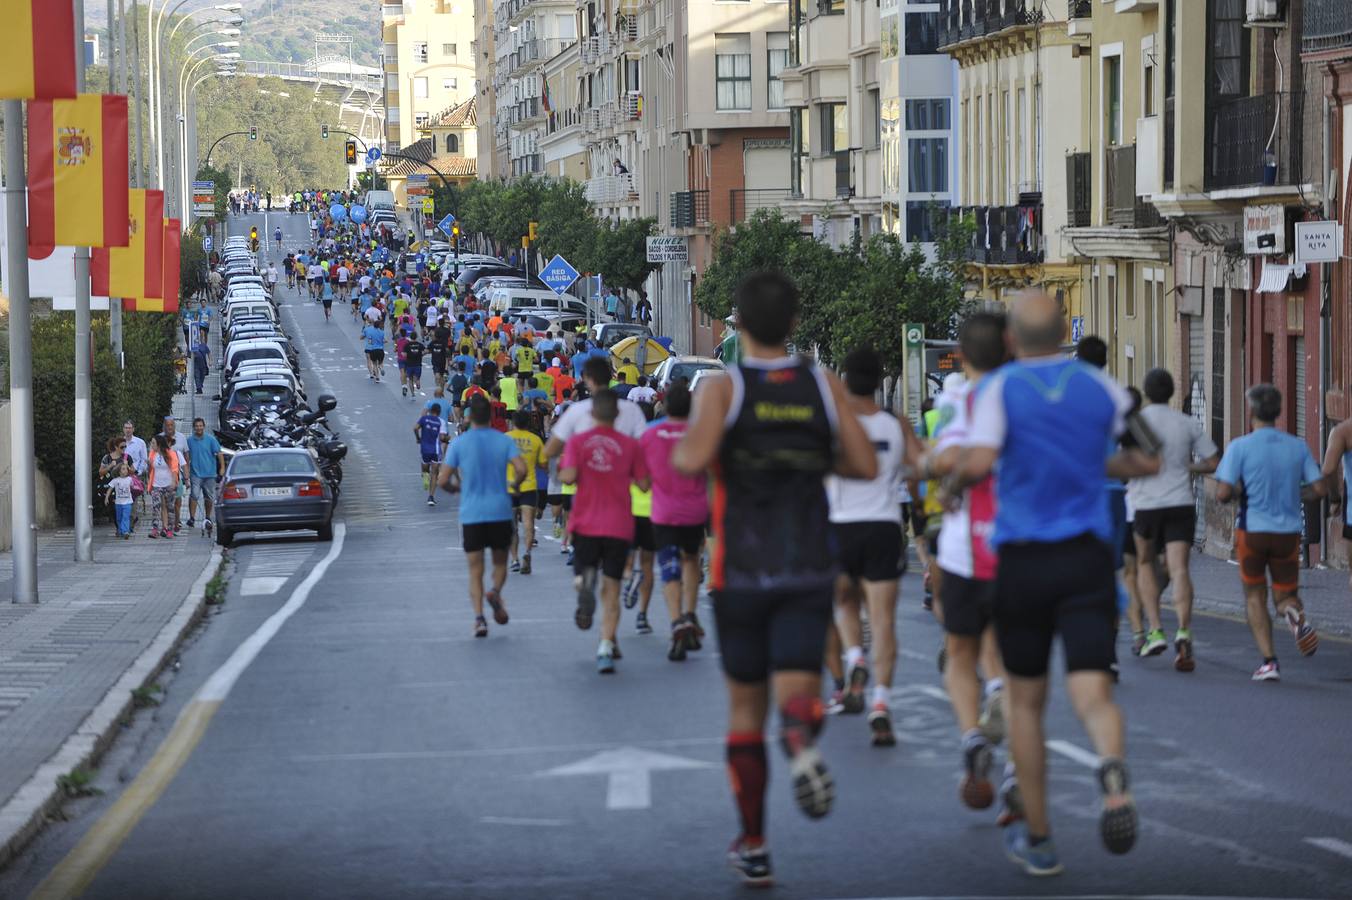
[562,494,574,512]
[654,523,705,555]
[833,520,903,582]
[366,349,385,364]
[1132,505,1195,552]
[431,357,447,374]
[994,535,1117,678]
[632,516,657,552]
[939,569,996,637]
[322,296,333,307]
[510,491,535,508]
[535,488,548,511]
[572,534,628,579]
[1121,520,1137,557]
[463,520,513,553]
[712,587,834,684]
[547,493,566,508]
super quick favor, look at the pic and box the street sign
[539,254,580,296]
[538,746,713,810]
[437,213,457,237]
[645,235,687,262]
[203,235,213,252]
[421,197,435,215]
[406,173,429,196]
[904,322,925,428]
[1295,221,1341,265]
[1071,315,1085,343]
[192,180,215,215]
[1243,204,1286,255]
[366,146,381,164]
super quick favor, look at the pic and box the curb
[0,546,225,870]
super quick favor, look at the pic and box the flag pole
[110,0,122,359]
[4,99,39,603]
[73,0,95,563]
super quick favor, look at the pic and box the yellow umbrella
[610,335,670,377]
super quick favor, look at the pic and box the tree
[535,179,598,273]
[592,217,659,295]
[695,210,805,320]
[195,164,233,221]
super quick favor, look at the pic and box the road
[4,210,1352,899]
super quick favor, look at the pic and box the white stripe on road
[1304,836,1352,861]
[826,896,1313,900]
[479,816,569,827]
[239,576,289,596]
[1045,738,1102,769]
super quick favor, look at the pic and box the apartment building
[493,0,579,177]
[382,0,478,169]
[539,40,588,181]
[937,0,1081,313]
[474,0,502,178]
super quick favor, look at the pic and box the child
[105,462,136,539]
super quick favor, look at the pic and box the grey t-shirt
[1129,404,1218,510]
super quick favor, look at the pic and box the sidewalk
[0,306,224,867]
[1188,549,1352,637]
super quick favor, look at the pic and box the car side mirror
[317,394,338,412]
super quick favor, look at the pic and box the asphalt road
[4,210,1352,899]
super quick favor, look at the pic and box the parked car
[214,448,335,546]
[591,322,653,349]
[223,339,289,379]
[216,377,297,433]
[652,355,723,391]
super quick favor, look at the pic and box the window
[443,43,457,57]
[905,99,950,130]
[904,12,940,55]
[866,89,881,149]
[817,0,844,15]
[791,106,809,196]
[414,76,429,98]
[1125,267,1137,318]
[1016,88,1026,189]
[413,42,428,63]
[908,138,948,192]
[443,77,458,90]
[1142,36,1156,117]
[414,112,429,127]
[820,103,846,154]
[881,98,901,193]
[881,15,899,59]
[767,33,789,110]
[1104,54,1122,146]
[715,34,752,111]
[447,133,460,153]
[905,200,949,243]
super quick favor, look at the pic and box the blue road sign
[539,254,580,296]
[203,236,213,252]
[437,213,457,237]
[366,147,382,164]
[1071,315,1085,343]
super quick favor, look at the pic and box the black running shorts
[939,569,996,637]
[366,349,385,364]
[547,493,566,508]
[1132,505,1195,553]
[462,520,513,553]
[632,516,657,552]
[994,534,1117,678]
[572,534,628,579]
[712,587,833,684]
[653,523,705,555]
[832,520,903,582]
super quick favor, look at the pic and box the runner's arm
[1106,448,1161,479]
[672,372,732,475]
[1320,424,1348,514]
[508,454,527,490]
[825,371,878,480]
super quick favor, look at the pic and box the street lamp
[169,44,240,219]
[179,51,242,226]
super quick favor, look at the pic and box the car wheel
[215,526,234,547]
[316,520,333,542]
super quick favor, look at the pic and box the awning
[1257,261,1307,293]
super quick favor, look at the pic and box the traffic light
[321,124,329,139]
[248,125,257,141]
[249,226,258,240]
[345,140,357,165]
[528,220,538,242]
[451,224,459,238]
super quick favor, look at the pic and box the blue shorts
[420,449,440,465]
[407,365,422,379]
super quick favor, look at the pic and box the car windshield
[231,348,284,367]
[230,452,316,476]
[227,386,292,410]
[669,361,719,383]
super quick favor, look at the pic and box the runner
[559,390,650,674]
[671,272,877,886]
[620,452,658,636]
[1214,384,1325,681]
[825,346,920,748]
[363,319,386,382]
[1319,415,1352,594]
[438,395,527,638]
[1130,368,1219,670]
[951,290,1159,874]
[505,410,547,575]
[414,403,445,505]
[404,333,427,396]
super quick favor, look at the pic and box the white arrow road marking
[240,576,289,596]
[1305,836,1352,861]
[538,746,714,810]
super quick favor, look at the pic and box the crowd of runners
[266,195,1350,886]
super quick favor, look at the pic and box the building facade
[382,0,478,153]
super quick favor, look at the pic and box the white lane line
[292,735,724,763]
[893,683,950,702]
[239,576,289,596]
[198,523,346,702]
[827,896,1312,900]
[1305,836,1352,861]
[479,816,569,827]
[1045,738,1101,769]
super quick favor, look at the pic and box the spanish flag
[92,189,164,307]
[137,220,182,314]
[28,94,130,250]
[0,0,77,100]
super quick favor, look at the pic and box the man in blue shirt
[1215,383,1326,681]
[952,291,1159,875]
[440,395,527,638]
[413,404,446,506]
[185,417,224,532]
[363,322,387,382]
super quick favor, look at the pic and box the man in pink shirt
[640,382,710,662]
[561,390,651,673]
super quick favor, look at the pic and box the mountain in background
[89,0,379,67]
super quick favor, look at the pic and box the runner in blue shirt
[363,323,387,382]
[413,404,446,505]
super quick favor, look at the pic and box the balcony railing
[1066,151,1091,227]
[955,204,1044,265]
[834,150,852,199]
[1207,92,1305,191]
[937,0,1041,49]
[1106,145,1162,228]
[617,11,639,43]
[730,188,792,223]
[547,107,581,135]
[585,173,639,206]
[670,190,710,228]
[1303,0,1352,55]
[621,91,642,121]
[1068,0,1091,19]
[512,153,542,176]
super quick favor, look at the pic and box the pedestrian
[670,271,877,886]
[104,461,135,539]
[190,333,210,395]
[438,394,527,638]
[1214,384,1326,681]
[949,290,1160,874]
[161,417,190,531]
[146,433,181,539]
[185,417,224,533]
[1319,414,1352,594]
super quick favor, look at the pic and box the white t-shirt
[359,274,372,292]
[551,395,648,442]
[307,264,323,280]
[267,266,279,284]
[108,475,134,504]
[935,379,976,576]
[425,306,440,327]
[628,386,657,405]
[1130,404,1218,510]
[151,453,176,488]
[364,306,383,323]
[827,409,905,524]
[337,265,350,284]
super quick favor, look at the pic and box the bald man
[950,291,1159,875]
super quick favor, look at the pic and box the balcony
[620,91,642,122]
[730,188,792,223]
[580,32,613,65]
[546,107,581,136]
[616,10,639,43]
[957,204,1044,265]
[1206,92,1305,192]
[670,190,710,229]
[1106,145,1162,229]
[512,153,542,176]
[937,0,1042,50]
[509,97,543,127]
[1303,0,1352,55]
[585,173,639,206]
[1066,151,1091,227]
[834,150,852,199]
[1067,0,1091,35]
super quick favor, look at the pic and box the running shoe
[574,570,597,630]
[426,497,435,507]
[473,616,488,638]
[1139,628,1168,657]
[164,529,175,539]
[868,703,896,747]
[780,712,833,819]
[621,570,642,609]
[979,685,1006,745]
[203,519,212,537]
[485,589,509,625]
[960,733,995,810]
[1283,607,1319,656]
[841,662,868,715]
[1252,660,1281,682]
[519,554,531,575]
[995,774,1024,828]
[825,689,846,716]
[186,518,195,529]
[510,559,521,573]
[668,621,691,661]
[683,613,703,651]
[635,612,652,634]
[597,642,616,674]
[1097,757,1137,855]
[727,838,773,888]
[1173,630,1195,673]
[565,549,575,567]
[1131,632,1147,657]
[552,522,563,539]
[148,528,159,539]
[404,385,409,396]
[1003,822,1064,876]
[689,610,706,638]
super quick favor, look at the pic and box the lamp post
[179,52,239,226]
[166,42,239,218]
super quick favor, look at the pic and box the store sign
[1294,220,1340,264]
[1243,204,1285,255]
[645,236,687,262]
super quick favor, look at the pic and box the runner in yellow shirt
[506,410,546,575]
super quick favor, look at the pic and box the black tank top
[712,356,837,592]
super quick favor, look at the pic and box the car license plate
[254,486,291,497]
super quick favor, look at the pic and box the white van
[226,301,279,328]
[365,190,396,211]
[487,286,593,319]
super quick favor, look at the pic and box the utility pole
[132,0,146,189]
[74,0,95,563]
[111,0,124,360]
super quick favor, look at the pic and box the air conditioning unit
[1245,0,1284,27]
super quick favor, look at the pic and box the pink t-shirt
[639,420,708,526]
[562,426,648,540]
